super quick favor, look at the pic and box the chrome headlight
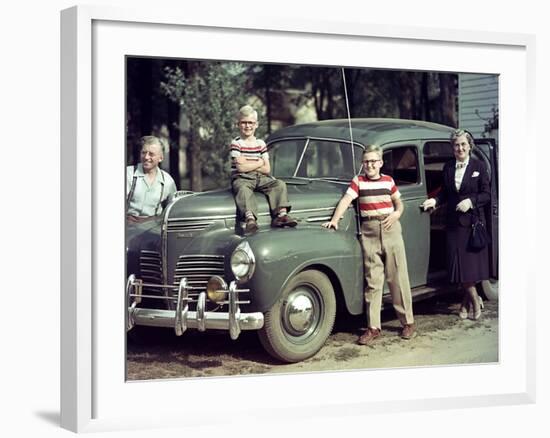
[230,241,255,282]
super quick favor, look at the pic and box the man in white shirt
[126,136,177,222]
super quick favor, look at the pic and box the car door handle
[418,204,434,212]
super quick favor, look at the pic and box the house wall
[458,73,499,141]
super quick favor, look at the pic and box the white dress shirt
[126,163,177,216]
[454,157,470,191]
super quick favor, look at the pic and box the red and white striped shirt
[229,137,269,175]
[346,174,400,218]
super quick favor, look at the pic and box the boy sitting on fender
[230,104,297,234]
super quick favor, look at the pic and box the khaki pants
[360,219,414,329]
[231,172,290,219]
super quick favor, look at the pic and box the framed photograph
[61,5,535,433]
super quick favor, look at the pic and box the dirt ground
[126,292,498,380]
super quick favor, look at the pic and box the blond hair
[237,104,258,121]
[363,144,383,160]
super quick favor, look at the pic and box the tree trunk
[136,59,153,159]
[397,72,414,120]
[420,73,430,121]
[188,126,202,192]
[167,99,180,189]
[438,74,457,127]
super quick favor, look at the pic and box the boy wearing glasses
[322,145,415,345]
[230,104,297,234]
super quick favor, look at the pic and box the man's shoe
[272,215,298,228]
[245,218,259,234]
[357,327,381,346]
[401,323,417,340]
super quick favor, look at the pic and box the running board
[382,283,457,305]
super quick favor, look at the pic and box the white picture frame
[60,5,536,433]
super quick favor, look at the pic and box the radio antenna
[342,67,362,237]
[341,68,356,171]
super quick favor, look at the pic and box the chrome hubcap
[282,288,317,337]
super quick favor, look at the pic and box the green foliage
[129,58,460,190]
[483,107,499,135]
[161,61,248,186]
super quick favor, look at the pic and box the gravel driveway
[126,292,498,380]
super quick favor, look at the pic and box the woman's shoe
[458,297,470,319]
[472,297,484,320]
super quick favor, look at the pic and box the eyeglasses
[239,121,256,126]
[362,159,380,165]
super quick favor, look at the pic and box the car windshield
[268,138,362,180]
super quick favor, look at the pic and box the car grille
[166,218,221,233]
[173,255,225,293]
[138,250,165,307]
[139,250,162,285]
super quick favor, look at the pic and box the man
[322,145,416,345]
[126,136,177,222]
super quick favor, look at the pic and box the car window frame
[379,143,422,188]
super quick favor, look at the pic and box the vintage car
[126,118,498,363]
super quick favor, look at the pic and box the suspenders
[155,172,165,215]
[126,164,166,215]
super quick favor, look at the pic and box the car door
[381,143,430,289]
[473,138,498,278]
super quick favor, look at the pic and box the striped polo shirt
[346,174,400,218]
[229,137,269,175]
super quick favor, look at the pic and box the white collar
[455,157,470,169]
[134,163,164,183]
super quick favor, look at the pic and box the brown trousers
[360,219,414,329]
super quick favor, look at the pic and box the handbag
[468,212,489,251]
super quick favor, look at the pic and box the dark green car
[126,118,499,363]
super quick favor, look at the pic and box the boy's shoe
[400,323,417,340]
[357,327,381,346]
[245,218,259,234]
[272,214,298,228]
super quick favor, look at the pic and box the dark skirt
[446,225,490,284]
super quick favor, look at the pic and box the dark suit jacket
[435,157,491,228]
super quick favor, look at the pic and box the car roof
[267,118,455,147]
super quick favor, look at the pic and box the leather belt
[362,215,389,221]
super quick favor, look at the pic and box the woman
[422,129,491,320]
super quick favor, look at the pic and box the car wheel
[480,278,498,301]
[258,270,336,363]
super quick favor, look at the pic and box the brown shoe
[245,218,259,234]
[357,327,381,346]
[401,323,416,340]
[272,214,298,228]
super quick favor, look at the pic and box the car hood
[167,178,348,220]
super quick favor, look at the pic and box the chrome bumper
[126,275,264,340]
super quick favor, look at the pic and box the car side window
[381,146,419,186]
[423,141,453,197]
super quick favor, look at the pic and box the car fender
[244,227,364,314]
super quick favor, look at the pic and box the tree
[161,61,248,191]
[437,73,457,127]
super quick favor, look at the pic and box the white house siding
[458,73,499,140]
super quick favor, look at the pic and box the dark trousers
[231,173,290,219]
